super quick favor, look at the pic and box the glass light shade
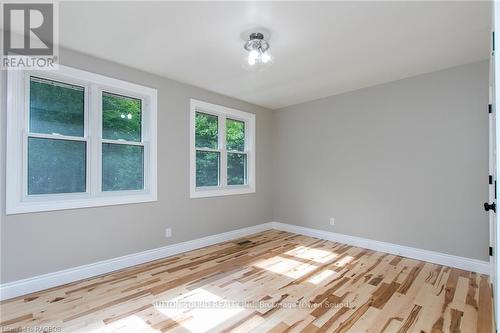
[261,52,271,63]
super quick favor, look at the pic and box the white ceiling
[59,1,491,109]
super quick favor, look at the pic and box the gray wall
[272,61,490,261]
[0,48,274,283]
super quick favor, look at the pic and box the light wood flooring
[0,230,494,332]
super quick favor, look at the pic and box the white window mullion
[83,83,91,195]
[142,141,149,194]
[141,97,148,193]
[22,130,29,201]
[219,114,227,188]
[21,73,30,200]
[89,84,100,196]
[101,139,145,146]
[244,119,250,186]
[247,118,255,189]
[26,132,87,142]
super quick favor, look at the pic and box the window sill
[6,192,157,215]
[190,186,255,199]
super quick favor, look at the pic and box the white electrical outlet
[329,218,335,226]
[165,228,172,238]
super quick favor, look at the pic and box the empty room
[0,1,497,332]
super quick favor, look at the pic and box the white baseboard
[0,221,490,301]
[270,222,490,275]
[0,223,274,301]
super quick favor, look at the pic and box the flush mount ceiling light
[244,32,273,68]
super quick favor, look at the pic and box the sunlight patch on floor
[254,256,317,279]
[333,255,354,268]
[88,315,159,333]
[285,245,337,263]
[155,288,244,333]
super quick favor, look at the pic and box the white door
[493,2,499,326]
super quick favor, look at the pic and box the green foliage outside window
[102,143,144,191]
[195,113,247,187]
[226,119,246,185]
[28,77,146,194]
[30,77,84,137]
[29,77,87,194]
[196,151,220,187]
[28,137,86,194]
[195,112,218,149]
[102,92,142,142]
[226,119,245,151]
[101,93,144,191]
[196,112,218,186]
[227,152,246,185]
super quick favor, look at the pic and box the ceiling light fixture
[244,32,272,68]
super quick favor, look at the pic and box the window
[190,99,255,198]
[6,66,157,214]
[101,92,144,192]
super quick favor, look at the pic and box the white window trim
[190,99,255,198]
[6,65,158,214]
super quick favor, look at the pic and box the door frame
[493,2,499,327]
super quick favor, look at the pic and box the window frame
[190,99,255,198]
[6,65,158,214]
[24,75,90,197]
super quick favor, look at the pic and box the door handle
[484,202,496,212]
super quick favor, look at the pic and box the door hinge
[490,246,494,256]
[493,31,495,52]
[489,104,493,114]
[489,175,493,184]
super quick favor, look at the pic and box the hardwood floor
[0,230,494,332]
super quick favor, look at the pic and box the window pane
[227,153,247,185]
[226,118,245,151]
[28,137,86,194]
[102,92,142,142]
[102,143,144,191]
[29,76,84,137]
[196,150,219,187]
[195,112,218,149]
